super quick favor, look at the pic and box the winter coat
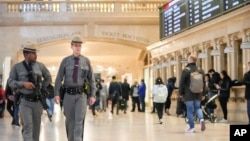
[179,63,205,102]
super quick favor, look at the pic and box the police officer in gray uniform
[8,42,52,141]
[54,35,96,141]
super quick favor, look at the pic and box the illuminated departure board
[189,0,222,26]
[162,0,188,36]
[160,0,250,39]
[224,0,249,10]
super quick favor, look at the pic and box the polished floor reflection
[0,104,232,141]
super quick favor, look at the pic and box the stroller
[201,93,220,123]
[182,92,219,123]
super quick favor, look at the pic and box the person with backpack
[152,77,168,124]
[179,54,206,133]
[215,70,232,123]
[243,61,250,125]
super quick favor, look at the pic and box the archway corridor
[16,37,148,82]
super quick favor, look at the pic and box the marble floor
[0,104,233,141]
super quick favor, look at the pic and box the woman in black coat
[164,77,177,115]
[215,70,231,123]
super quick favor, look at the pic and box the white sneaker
[159,119,163,124]
[218,119,227,123]
[185,128,195,133]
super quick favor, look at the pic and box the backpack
[186,67,204,94]
[154,85,167,103]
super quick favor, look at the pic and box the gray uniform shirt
[54,55,96,97]
[8,61,52,95]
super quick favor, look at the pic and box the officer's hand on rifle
[54,96,60,104]
[23,82,35,89]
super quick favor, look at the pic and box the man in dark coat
[121,79,130,113]
[243,61,250,125]
[108,76,122,114]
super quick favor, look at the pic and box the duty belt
[65,87,84,95]
[22,94,39,102]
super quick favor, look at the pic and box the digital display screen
[160,0,250,39]
[200,0,222,20]
[162,0,188,37]
[189,0,222,26]
[224,0,250,10]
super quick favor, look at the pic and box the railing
[3,1,164,13]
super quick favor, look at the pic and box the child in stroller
[201,93,219,123]
[179,93,219,123]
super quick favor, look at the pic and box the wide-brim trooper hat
[21,41,38,52]
[71,35,84,44]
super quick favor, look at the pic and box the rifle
[34,75,52,122]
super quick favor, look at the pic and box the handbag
[108,91,117,101]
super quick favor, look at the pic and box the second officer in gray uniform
[54,35,96,141]
[8,42,52,141]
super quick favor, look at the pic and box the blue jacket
[138,82,146,97]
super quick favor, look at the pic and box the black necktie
[28,62,35,83]
[28,63,33,71]
[73,57,79,83]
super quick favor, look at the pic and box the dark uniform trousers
[19,98,43,141]
[63,92,88,141]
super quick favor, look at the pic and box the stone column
[152,59,158,84]
[206,41,213,72]
[175,52,181,83]
[181,49,189,69]
[169,61,175,77]
[160,55,167,82]
[240,31,250,74]
[198,43,207,69]
[166,55,172,78]
[2,56,11,88]
[226,35,236,79]
[204,44,211,73]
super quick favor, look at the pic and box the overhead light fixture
[198,52,207,58]
[210,49,220,56]
[224,46,234,53]
[240,42,250,49]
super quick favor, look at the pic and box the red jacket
[0,89,5,102]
